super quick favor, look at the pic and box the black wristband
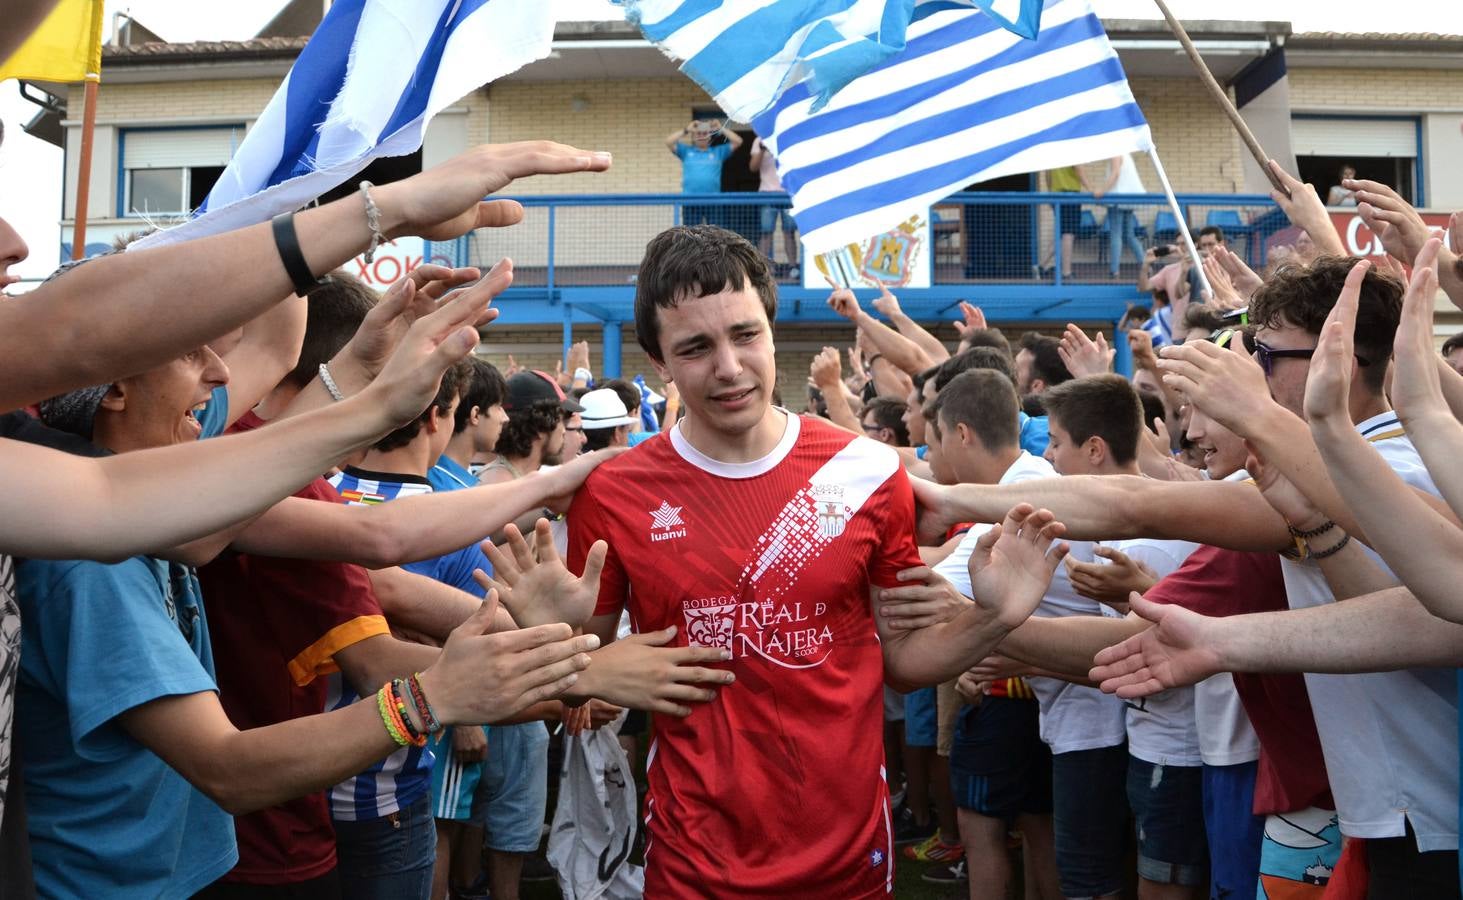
[271,212,326,295]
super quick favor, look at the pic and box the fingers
[532,517,561,565]
[663,664,736,686]
[490,620,579,654]
[453,587,500,639]
[490,141,613,181]
[895,565,934,583]
[472,199,527,230]
[507,521,538,572]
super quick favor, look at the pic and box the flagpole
[1149,0,1289,198]
[1146,147,1213,301]
[71,73,99,260]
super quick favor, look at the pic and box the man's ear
[1086,436,1107,467]
[649,354,672,386]
[98,383,127,412]
[1030,378,1047,396]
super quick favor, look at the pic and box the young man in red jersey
[564,225,1067,898]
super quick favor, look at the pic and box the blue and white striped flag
[627,0,1151,254]
[134,0,552,251]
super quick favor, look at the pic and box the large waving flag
[626,0,1150,254]
[0,0,105,84]
[134,0,552,251]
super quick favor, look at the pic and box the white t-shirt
[935,452,1127,755]
[1100,538,1202,766]
[1111,153,1146,195]
[1280,413,1458,850]
[752,138,782,192]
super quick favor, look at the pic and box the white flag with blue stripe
[767,0,1150,253]
[133,0,553,251]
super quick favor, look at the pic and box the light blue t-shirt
[16,555,236,899]
[429,454,476,492]
[914,413,1049,460]
[674,142,732,194]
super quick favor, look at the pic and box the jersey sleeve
[568,479,629,618]
[18,558,216,762]
[866,465,924,589]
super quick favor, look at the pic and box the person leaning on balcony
[665,118,743,229]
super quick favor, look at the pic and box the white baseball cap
[578,388,638,430]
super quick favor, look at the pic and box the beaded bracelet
[377,685,409,747]
[407,672,443,734]
[1287,518,1335,540]
[390,678,427,746]
[1309,532,1352,561]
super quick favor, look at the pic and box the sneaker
[902,833,965,863]
[892,805,936,846]
[450,875,492,900]
[520,852,556,883]
[922,858,969,884]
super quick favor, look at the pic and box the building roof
[103,36,310,64]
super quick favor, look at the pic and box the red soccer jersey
[568,415,922,898]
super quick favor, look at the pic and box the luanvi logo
[649,500,686,542]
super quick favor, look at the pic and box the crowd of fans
[2,11,1463,894]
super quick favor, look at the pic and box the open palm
[476,519,606,630]
[967,504,1069,630]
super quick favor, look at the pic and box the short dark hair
[930,369,1019,453]
[958,327,1012,359]
[583,421,628,452]
[1442,333,1463,357]
[861,396,910,446]
[1017,332,1072,391]
[935,346,1016,392]
[452,358,506,434]
[284,272,378,389]
[494,399,564,459]
[374,359,471,452]
[1181,303,1227,335]
[1041,374,1144,465]
[1248,255,1402,392]
[634,225,777,361]
[1139,390,1167,435]
[1199,225,1226,244]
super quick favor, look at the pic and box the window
[121,127,241,216]
[1292,116,1419,205]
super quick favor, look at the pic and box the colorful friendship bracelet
[407,672,443,734]
[377,685,409,747]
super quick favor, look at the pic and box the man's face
[649,281,777,450]
[926,417,957,485]
[0,214,28,293]
[1253,321,1317,418]
[691,126,712,149]
[562,412,586,460]
[1132,368,1163,397]
[1042,419,1093,476]
[474,402,508,455]
[111,346,230,450]
[539,417,567,466]
[861,413,894,446]
[1445,349,1463,378]
[1014,349,1037,396]
[1185,405,1247,479]
[903,385,926,447]
[1197,233,1221,254]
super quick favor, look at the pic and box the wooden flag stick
[1150,0,1289,198]
[71,74,100,259]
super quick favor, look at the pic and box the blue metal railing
[432,190,1282,375]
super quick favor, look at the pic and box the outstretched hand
[1387,238,1446,425]
[379,141,612,242]
[877,566,972,630]
[1302,258,1370,426]
[826,287,861,321]
[1057,324,1114,378]
[953,301,987,336]
[339,262,492,381]
[1157,338,1276,439]
[574,626,735,717]
[1064,546,1158,608]
[968,504,1069,631]
[475,520,606,631]
[1088,594,1223,698]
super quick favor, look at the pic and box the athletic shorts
[429,727,485,821]
[1051,743,1129,899]
[949,696,1052,820]
[1126,757,1208,886]
[472,722,550,853]
[1202,761,1264,899]
[904,686,937,748]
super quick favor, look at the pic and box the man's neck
[678,407,786,465]
[253,382,303,422]
[499,448,541,478]
[966,445,1023,485]
[359,440,434,478]
[1349,391,1392,426]
[442,431,474,470]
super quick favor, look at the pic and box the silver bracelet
[573,367,593,383]
[318,363,345,402]
[359,180,384,264]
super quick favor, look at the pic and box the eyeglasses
[563,425,584,433]
[1238,331,1369,376]
[860,422,886,434]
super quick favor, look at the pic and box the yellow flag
[0,0,105,84]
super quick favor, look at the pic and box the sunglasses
[1213,330,1370,377]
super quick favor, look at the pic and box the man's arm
[1349,179,1463,308]
[810,348,863,434]
[826,288,935,375]
[1090,589,1463,700]
[871,286,950,366]
[368,566,515,641]
[665,123,692,152]
[1265,161,1346,257]
[0,141,611,413]
[217,293,308,427]
[912,473,1292,552]
[996,614,1147,681]
[121,599,598,815]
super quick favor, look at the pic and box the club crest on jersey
[649,500,687,542]
[810,482,847,539]
[681,597,735,650]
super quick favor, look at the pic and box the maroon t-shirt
[198,412,390,884]
[1144,543,1335,815]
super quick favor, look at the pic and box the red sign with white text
[1329,211,1453,259]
